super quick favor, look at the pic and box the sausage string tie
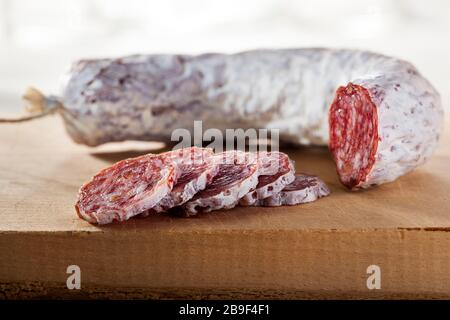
[0,87,63,123]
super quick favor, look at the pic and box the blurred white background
[0,0,449,111]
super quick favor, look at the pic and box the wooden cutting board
[0,115,449,299]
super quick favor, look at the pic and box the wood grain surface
[0,116,449,232]
[0,115,449,299]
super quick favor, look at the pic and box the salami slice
[240,151,295,206]
[140,147,218,215]
[256,174,330,207]
[182,150,259,216]
[75,153,177,224]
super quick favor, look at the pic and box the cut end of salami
[75,154,177,224]
[329,83,379,189]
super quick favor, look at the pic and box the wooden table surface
[0,115,449,299]
[0,116,449,233]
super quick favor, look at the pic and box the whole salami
[10,49,443,189]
